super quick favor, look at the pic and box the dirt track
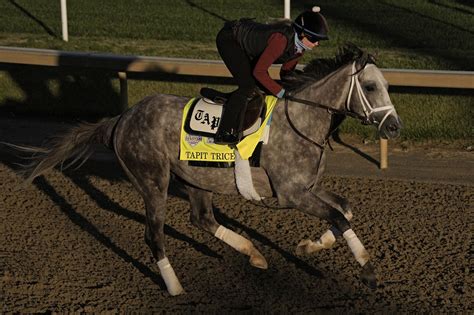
[0,118,473,313]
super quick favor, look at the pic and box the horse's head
[346,59,403,139]
[283,43,403,139]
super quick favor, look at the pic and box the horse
[11,44,402,296]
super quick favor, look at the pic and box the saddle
[194,87,266,135]
[179,93,279,167]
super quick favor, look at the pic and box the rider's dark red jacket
[232,19,304,96]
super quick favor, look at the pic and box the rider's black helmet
[293,6,329,42]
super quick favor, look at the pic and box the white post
[118,72,128,112]
[60,0,69,42]
[284,0,290,19]
[380,138,388,169]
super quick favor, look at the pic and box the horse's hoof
[296,239,312,255]
[249,248,268,269]
[168,287,186,296]
[296,239,323,256]
[360,262,377,290]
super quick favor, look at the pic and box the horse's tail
[5,116,120,185]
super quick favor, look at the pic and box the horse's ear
[368,53,377,65]
[372,49,379,60]
[354,52,367,71]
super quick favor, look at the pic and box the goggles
[302,32,321,44]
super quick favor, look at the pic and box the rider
[213,6,329,145]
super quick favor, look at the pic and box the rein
[285,95,367,121]
[283,77,362,150]
[284,97,339,150]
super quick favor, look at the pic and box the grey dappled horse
[14,45,402,295]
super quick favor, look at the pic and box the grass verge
[0,0,472,145]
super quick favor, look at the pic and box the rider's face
[302,37,319,49]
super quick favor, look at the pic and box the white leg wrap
[234,151,262,201]
[343,229,370,266]
[215,225,267,269]
[157,257,185,296]
[215,225,252,254]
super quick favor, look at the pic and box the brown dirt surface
[1,117,473,313]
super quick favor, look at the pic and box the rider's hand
[276,88,286,99]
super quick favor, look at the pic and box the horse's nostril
[388,124,398,132]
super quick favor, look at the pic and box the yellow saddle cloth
[179,95,278,162]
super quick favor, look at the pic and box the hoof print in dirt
[360,262,377,290]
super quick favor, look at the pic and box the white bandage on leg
[343,229,370,266]
[157,257,184,296]
[215,225,252,254]
[234,150,262,201]
[215,225,267,269]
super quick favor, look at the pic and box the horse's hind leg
[296,188,353,255]
[186,185,219,234]
[116,153,184,296]
[186,185,268,269]
[144,191,185,296]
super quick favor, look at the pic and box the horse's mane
[282,43,376,93]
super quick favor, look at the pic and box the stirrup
[214,128,242,145]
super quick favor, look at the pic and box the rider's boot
[214,92,249,145]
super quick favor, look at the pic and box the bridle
[284,61,396,148]
[345,63,395,130]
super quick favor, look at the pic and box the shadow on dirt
[32,175,167,290]
[65,172,224,260]
[1,149,328,283]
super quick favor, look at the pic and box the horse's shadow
[64,171,223,260]
[2,152,325,286]
[31,175,167,289]
[67,159,325,279]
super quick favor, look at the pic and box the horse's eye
[364,84,376,92]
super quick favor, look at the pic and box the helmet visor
[294,23,328,42]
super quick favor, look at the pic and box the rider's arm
[252,33,290,98]
[280,55,303,80]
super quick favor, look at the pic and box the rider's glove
[276,88,286,99]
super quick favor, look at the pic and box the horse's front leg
[296,187,353,254]
[289,190,377,289]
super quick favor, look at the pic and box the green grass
[340,91,474,141]
[1,0,473,69]
[0,0,472,144]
